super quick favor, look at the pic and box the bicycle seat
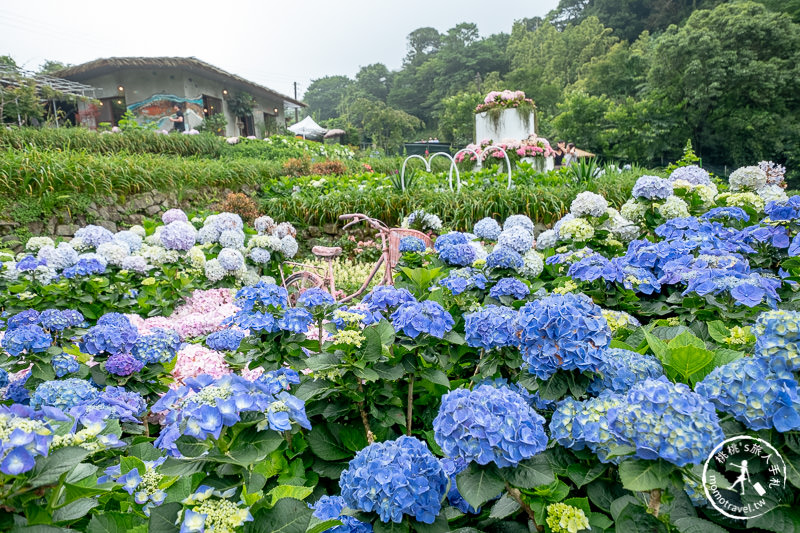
[312,246,342,258]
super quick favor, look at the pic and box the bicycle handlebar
[339,213,388,231]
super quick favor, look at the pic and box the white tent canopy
[288,116,327,139]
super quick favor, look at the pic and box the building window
[203,95,222,117]
[97,97,127,126]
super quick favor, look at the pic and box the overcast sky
[0,0,558,99]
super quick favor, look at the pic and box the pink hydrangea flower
[172,344,231,386]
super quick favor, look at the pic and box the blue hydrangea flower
[217,248,244,272]
[437,268,487,295]
[152,372,309,456]
[6,309,40,330]
[80,386,148,423]
[473,218,502,240]
[696,356,800,432]
[75,225,114,247]
[486,246,524,270]
[339,436,448,524]
[206,329,247,351]
[497,226,534,253]
[588,348,664,395]
[464,305,518,350]
[438,243,476,266]
[30,379,98,411]
[567,253,611,282]
[160,221,197,251]
[608,377,724,466]
[52,352,80,377]
[248,247,272,264]
[683,269,780,308]
[516,293,611,379]
[310,495,373,533]
[632,175,673,200]
[298,287,336,309]
[235,282,289,312]
[278,308,314,334]
[504,214,535,234]
[361,286,417,312]
[226,310,277,333]
[0,404,56,475]
[489,277,530,300]
[398,236,426,253]
[114,230,143,252]
[63,257,106,278]
[764,196,800,221]
[754,310,800,370]
[39,309,73,331]
[434,384,548,468]
[390,300,454,339]
[5,375,30,403]
[1,324,52,356]
[131,328,180,364]
[81,314,138,356]
[434,232,469,253]
[0,368,8,389]
[16,255,45,271]
[105,353,145,376]
[550,392,627,463]
[701,207,749,222]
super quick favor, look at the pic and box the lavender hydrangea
[390,300,454,339]
[504,214,535,234]
[114,230,143,252]
[74,225,114,247]
[160,221,197,251]
[516,293,611,379]
[434,384,548,468]
[632,175,673,201]
[489,277,530,300]
[669,165,712,186]
[162,209,188,224]
[473,218,502,240]
[339,436,447,524]
[217,248,245,272]
[105,353,145,376]
[464,305,519,350]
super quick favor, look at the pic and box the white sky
[0,0,558,99]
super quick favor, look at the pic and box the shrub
[282,156,311,177]
[219,193,260,224]
[310,160,347,176]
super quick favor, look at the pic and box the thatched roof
[54,57,305,107]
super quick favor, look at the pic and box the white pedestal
[475,109,535,143]
[520,156,555,172]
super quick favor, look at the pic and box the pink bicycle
[281,213,432,303]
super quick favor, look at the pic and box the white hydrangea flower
[128,225,146,237]
[570,191,608,218]
[620,199,646,224]
[535,229,558,250]
[504,214,535,233]
[198,225,221,245]
[558,218,594,242]
[26,236,55,253]
[695,183,718,204]
[716,192,766,212]
[96,241,130,266]
[279,235,298,258]
[204,258,225,282]
[657,196,690,220]
[1,262,20,282]
[519,249,544,278]
[137,244,180,265]
[497,226,534,253]
[729,166,767,191]
[69,237,89,252]
[219,230,245,249]
[757,185,789,206]
[254,216,275,235]
[188,246,206,269]
[33,265,58,285]
[468,241,488,261]
[37,243,78,271]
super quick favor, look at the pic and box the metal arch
[400,154,428,191]
[453,145,514,189]
[427,151,460,192]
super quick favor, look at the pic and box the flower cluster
[433,384,548,468]
[516,293,611,379]
[1,324,52,356]
[179,486,253,533]
[99,458,168,514]
[131,328,180,364]
[438,242,477,266]
[696,356,800,432]
[464,305,519,350]
[475,90,534,113]
[402,210,443,232]
[588,348,664,395]
[631,175,673,200]
[172,344,231,383]
[489,277,530,300]
[570,191,608,218]
[486,246,524,270]
[669,165,712,186]
[0,405,55,475]
[438,268,488,295]
[339,435,448,524]
[390,300,454,339]
[550,392,627,463]
[152,371,309,456]
[754,310,800,370]
[474,217,502,240]
[546,502,590,533]
[398,236,426,253]
[310,496,373,533]
[30,378,98,411]
[609,377,724,466]
[81,313,139,356]
[729,165,768,191]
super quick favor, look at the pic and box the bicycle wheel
[284,271,325,305]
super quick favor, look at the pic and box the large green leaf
[566,463,606,489]
[29,447,90,488]
[419,367,450,388]
[224,427,285,466]
[663,345,715,383]
[246,498,313,533]
[643,329,669,362]
[52,498,99,523]
[618,459,674,492]
[673,517,730,533]
[87,513,146,533]
[373,521,410,533]
[614,503,667,533]
[307,424,351,461]
[147,502,181,533]
[746,506,800,533]
[268,485,314,506]
[456,463,505,509]
[412,514,450,532]
[502,455,555,489]
[489,494,521,519]
[706,321,731,344]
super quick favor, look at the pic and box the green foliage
[343,98,423,152]
[197,113,227,136]
[225,92,256,118]
[437,92,481,145]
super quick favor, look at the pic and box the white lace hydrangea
[128,225,146,237]
[620,199,646,224]
[68,237,89,252]
[716,192,766,212]
[657,195,690,219]
[558,218,595,242]
[535,229,558,250]
[729,165,767,191]
[26,236,55,253]
[570,191,608,218]
[520,249,544,278]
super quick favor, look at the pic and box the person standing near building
[169,103,184,133]
[562,143,577,166]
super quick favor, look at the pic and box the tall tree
[404,27,442,66]
[302,75,355,122]
[354,63,392,102]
